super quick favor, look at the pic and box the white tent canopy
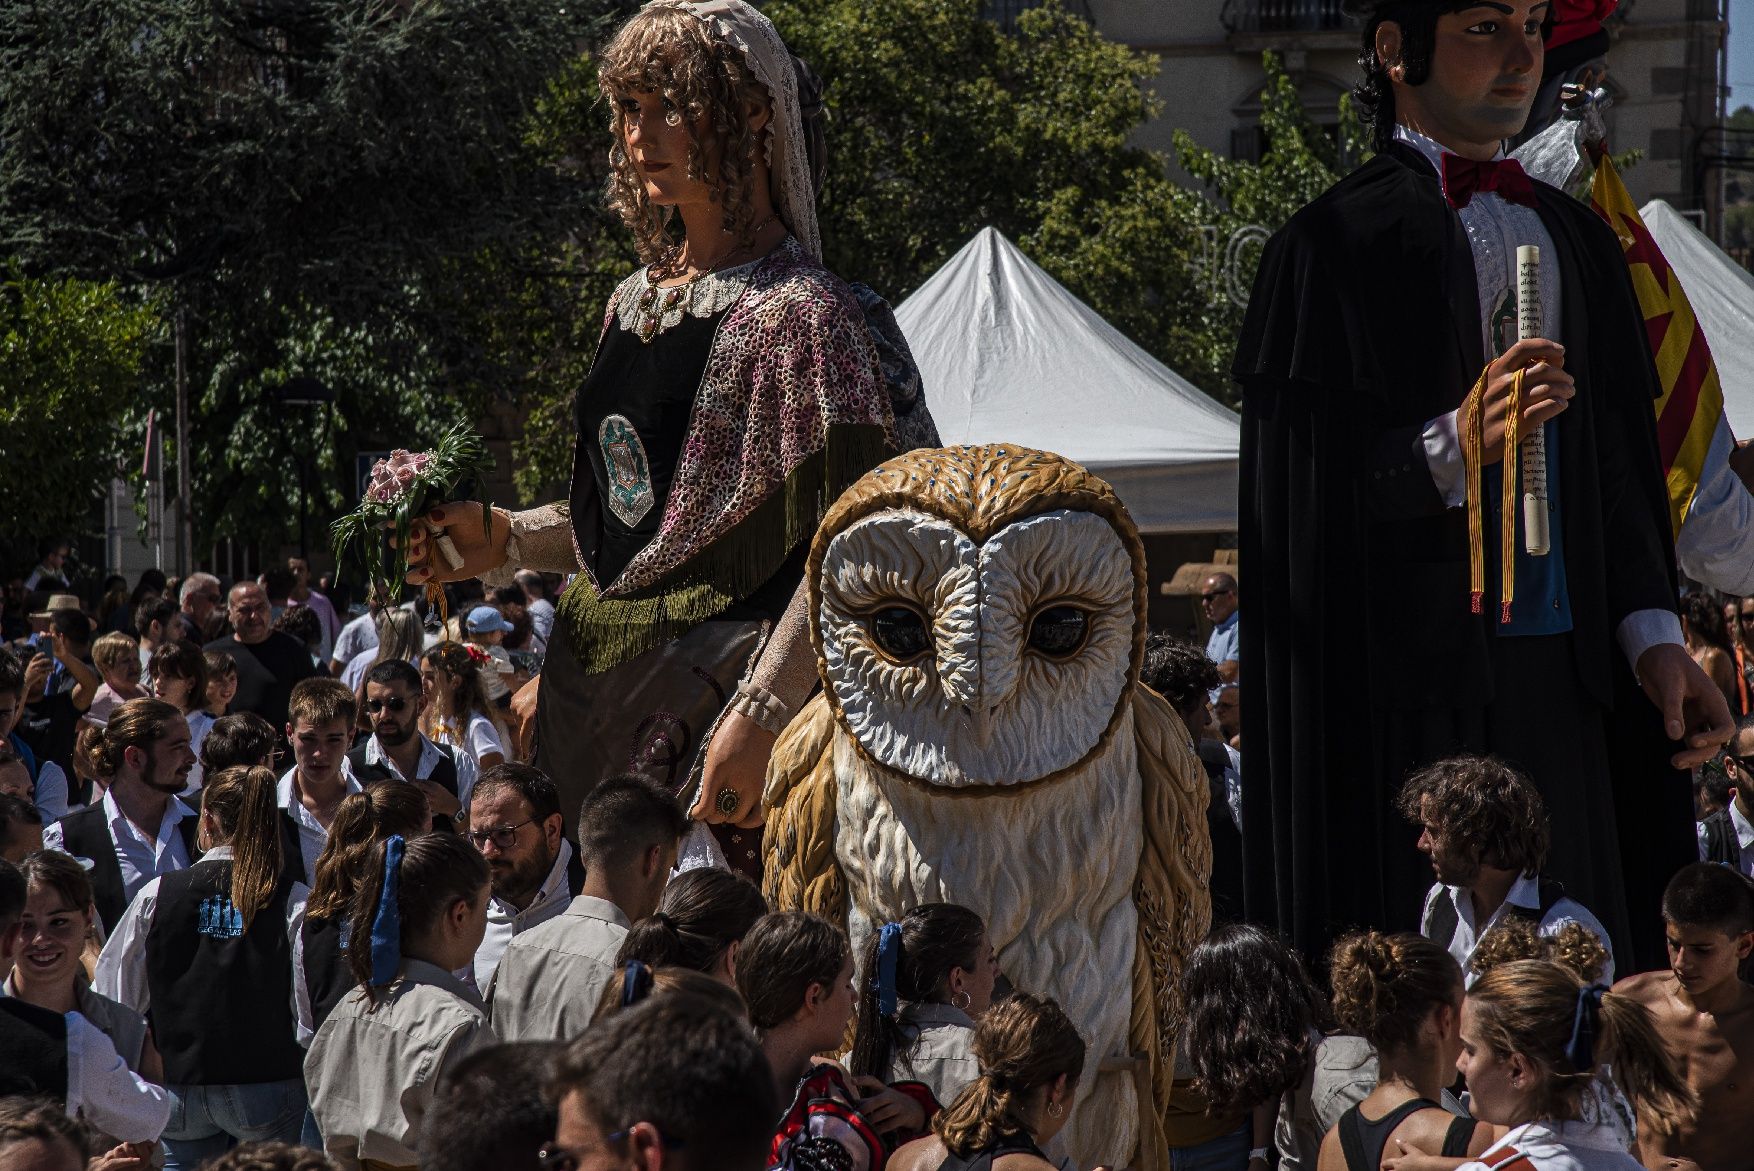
[894,227,1240,534]
[1640,200,1754,440]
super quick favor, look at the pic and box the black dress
[534,289,801,874]
[1236,143,1688,972]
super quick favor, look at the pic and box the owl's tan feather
[761,692,846,923]
[1131,684,1214,1170]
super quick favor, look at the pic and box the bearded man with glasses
[1699,718,1754,879]
[344,659,474,837]
[464,762,583,994]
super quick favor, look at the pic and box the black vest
[143,857,306,1085]
[1701,809,1741,868]
[301,912,354,1031]
[57,802,202,935]
[0,997,69,1100]
[346,741,460,835]
[1424,876,1569,955]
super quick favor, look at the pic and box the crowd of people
[1,552,1752,1171]
[9,0,1754,1169]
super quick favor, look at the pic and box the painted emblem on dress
[599,414,656,527]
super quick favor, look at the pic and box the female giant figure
[407,0,934,872]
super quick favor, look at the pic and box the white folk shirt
[348,733,479,811]
[1421,873,1615,988]
[888,1002,981,1110]
[330,610,378,670]
[1457,1119,1643,1171]
[1697,799,1754,878]
[42,789,196,907]
[1396,125,1683,668]
[61,1010,172,1142]
[92,844,315,1047]
[471,838,576,993]
[306,959,494,1170]
[277,768,363,883]
[487,894,629,1042]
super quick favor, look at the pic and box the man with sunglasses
[1200,573,1240,689]
[344,659,474,835]
[466,763,584,993]
[1699,719,1754,878]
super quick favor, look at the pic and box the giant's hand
[397,502,511,585]
[1460,338,1575,466]
[1637,642,1735,768]
[690,708,773,830]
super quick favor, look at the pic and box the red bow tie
[1441,153,1537,210]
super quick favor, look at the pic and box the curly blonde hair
[597,4,774,275]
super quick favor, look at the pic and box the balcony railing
[1220,0,1353,34]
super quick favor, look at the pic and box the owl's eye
[1028,605,1088,658]
[869,606,931,662]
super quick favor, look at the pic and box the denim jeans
[161,1079,308,1171]
[1168,1121,1251,1171]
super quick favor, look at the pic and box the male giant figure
[1237,0,1733,970]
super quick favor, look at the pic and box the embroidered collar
[615,253,766,342]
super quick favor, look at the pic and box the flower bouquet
[330,423,494,626]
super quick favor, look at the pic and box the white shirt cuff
[1423,410,1467,508]
[1616,609,1685,672]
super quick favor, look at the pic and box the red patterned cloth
[769,1063,887,1171]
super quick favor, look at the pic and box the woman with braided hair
[400,0,935,877]
[889,992,1097,1171]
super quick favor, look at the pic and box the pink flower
[365,446,437,506]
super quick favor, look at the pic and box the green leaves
[0,266,156,543]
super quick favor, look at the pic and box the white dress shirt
[472,839,576,992]
[93,844,314,1046]
[1395,126,1684,671]
[42,789,197,907]
[1421,872,1615,988]
[350,732,479,811]
[488,894,630,1042]
[277,768,363,885]
[63,1010,172,1141]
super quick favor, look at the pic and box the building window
[1221,0,1353,34]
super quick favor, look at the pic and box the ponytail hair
[616,867,767,975]
[1329,930,1461,1055]
[346,832,488,1008]
[933,993,1085,1158]
[851,903,987,1080]
[590,960,748,1025]
[307,781,432,920]
[1466,960,1697,1136]
[199,765,282,930]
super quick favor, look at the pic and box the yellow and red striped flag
[1589,155,1727,534]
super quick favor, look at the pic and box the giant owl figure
[763,445,1212,1171]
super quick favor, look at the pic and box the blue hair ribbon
[368,835,407,987]
[875,922,903,1018]
[621,961,654,1007]
[1566,983,1608,1071]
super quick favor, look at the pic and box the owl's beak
[959,703,998,748]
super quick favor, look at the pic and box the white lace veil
[648,0,822,262]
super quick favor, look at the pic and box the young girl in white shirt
[419,643,507,772]
[304,831,492,1170]
[1454,959,1695,1171]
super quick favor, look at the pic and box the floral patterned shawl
[558,237,905,675]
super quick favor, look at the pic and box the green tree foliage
[0,0,631,552]
[0,269,155,543]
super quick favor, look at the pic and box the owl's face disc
[816,507,1136,788]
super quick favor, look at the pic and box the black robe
[1235,143,1689,973]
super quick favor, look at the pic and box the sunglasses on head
[1201,590,1234,602]
[364,697,409,714]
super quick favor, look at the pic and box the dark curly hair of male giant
[1395,754,1550,879]
[1183,923,1326,1115]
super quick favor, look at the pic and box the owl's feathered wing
[761,691,846,922]
[1129,684,1215,1163]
